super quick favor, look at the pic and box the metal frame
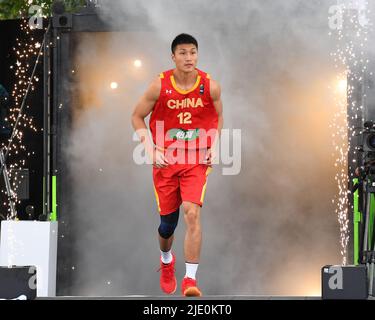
[348,63,375,266]
[43,22,51,220]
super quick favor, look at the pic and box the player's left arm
[204,79,223,165]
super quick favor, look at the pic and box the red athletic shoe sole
[183,286,202,297]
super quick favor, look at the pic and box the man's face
[172,44,198,73]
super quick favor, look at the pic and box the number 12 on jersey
[177,112,192,124]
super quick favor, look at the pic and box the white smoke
[60,0,375,296]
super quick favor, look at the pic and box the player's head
[171,33,198,73]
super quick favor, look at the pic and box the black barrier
[0,266,37,300]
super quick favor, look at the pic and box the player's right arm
[131,77,169,168]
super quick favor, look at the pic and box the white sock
[185,262,199,280]
[160,250,173,264]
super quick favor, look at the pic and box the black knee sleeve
[158,208,180,239]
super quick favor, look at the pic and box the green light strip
[50,175,57,221]
[353,178,360,265]
[43,176,45,215]
[370,194,375,250]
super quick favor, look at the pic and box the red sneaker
[181,277,202,297]
[158,253,177,294]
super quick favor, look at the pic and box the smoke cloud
[61,0,375,296]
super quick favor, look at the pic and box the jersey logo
[166,89,173,94]
[168,128,200,141]
[200,84,204,95]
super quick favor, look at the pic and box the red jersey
[149,68,218,150]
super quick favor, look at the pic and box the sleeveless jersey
[149,68,218,150]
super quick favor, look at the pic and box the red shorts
[152,149,212,215]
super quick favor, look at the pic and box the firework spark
[329,1,371,265]
[2,17,42,218]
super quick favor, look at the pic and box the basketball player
[132,33,223,296]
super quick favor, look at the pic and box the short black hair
[171,33,198,53]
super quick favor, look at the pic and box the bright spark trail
[329,0,371,265]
